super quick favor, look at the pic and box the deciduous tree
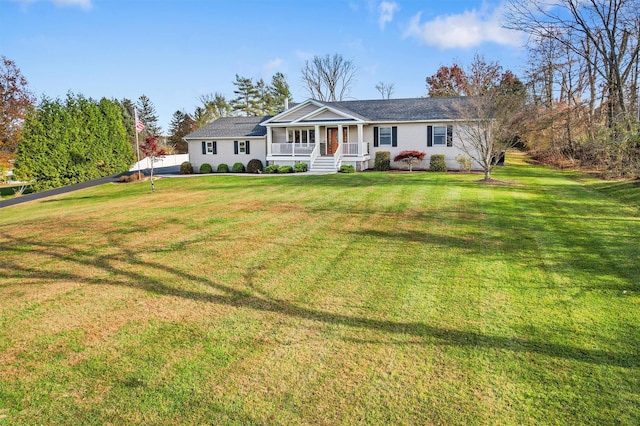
[139,135,167,192]
[393,150,426,172]
[0,56,36,153]
[375,81,395,99]
[450,55,526,181]
[506,0,640,130]
[301,54,357,101]
[426,64,467,97]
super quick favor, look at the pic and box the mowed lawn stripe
[0,158,638,424]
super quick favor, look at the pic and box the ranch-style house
[184,97,482,173]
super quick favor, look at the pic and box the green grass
[0,156,638,425]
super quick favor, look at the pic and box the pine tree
[195,92,231,127]
[269,72,293,113]
[168,109,195,153]
[137,94,162,136]
[230,75,261,116]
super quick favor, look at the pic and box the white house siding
[310,110,345,120]
[272,127,287,142]
[188,138,266,172]
[277,104,318,122]
[365,123,481,170]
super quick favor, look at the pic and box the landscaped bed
[0,154,638,424]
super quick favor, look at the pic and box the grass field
[0,155,638,425]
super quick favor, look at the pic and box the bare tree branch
[301,54,357,101]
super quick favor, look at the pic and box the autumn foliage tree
[0,56,36,153]
[393,150,426,172]
[426,64,466,97]
[450,56,526,181]
[139,135,167,192]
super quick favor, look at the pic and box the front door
[327,128,338,155]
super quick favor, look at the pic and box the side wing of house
[184,116,269,172]
[367,122,481,171]
[187,137,266,171]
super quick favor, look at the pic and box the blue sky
[1,0,526,133]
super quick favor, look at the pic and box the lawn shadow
[1,227,638,369]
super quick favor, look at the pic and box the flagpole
[134,107,141,180]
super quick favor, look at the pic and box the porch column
[338,124,343,156]
[357,124,363,156]
[266,126,272,157]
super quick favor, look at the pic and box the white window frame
[433,126,447,146]
[287,128,316,144]
[206,141,215,154]
[379,126,392,145]
[238,140,247,154]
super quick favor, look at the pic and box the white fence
[129,154,189,172]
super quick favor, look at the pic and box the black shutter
[446,125,453,147]
[373,127,379,147]
[212,141,217,155]
[427,126,433,147]
[234,141,239,155]
[202,141,206,154]
[246,140,250,155]
[392,126,398,147]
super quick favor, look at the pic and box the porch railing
[333,143,342,169]
[271,143,316,156]
[342,142,371,156]
[272,141,370,157]
[310,143,319,165]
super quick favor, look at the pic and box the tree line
[424,0,639,179]
[13,94,134,191]
[504,0,640,178]
[2,4,639,191]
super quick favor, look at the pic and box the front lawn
[0,157,638,424]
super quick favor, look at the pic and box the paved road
[0,174,126,209]
[0,166,183,209]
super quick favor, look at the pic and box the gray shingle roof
[184,98,467,141]
[319,97,465,122]
[184,116,272,139]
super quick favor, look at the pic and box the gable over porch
[262,100,371,172]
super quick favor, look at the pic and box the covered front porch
[266,123,371,172]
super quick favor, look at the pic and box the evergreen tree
[137,94,162,136]
[230,75,261,116]
[255,78,274,115]
[195,92,231,127]
[168,109,195,153]
[117,98,136,141]
[14,94,133,191]
[269,72,293,112]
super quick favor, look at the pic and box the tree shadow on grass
[1,228,638,369]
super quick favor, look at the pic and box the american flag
[134,108,145,133]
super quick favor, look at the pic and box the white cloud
[403,7,522,49]
[10,0,92,9]
[263,57,285,77]
[378,1,399,30]
[295,50,314,62]
[54,0,92,9]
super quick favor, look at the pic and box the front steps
[310,156,340,173]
